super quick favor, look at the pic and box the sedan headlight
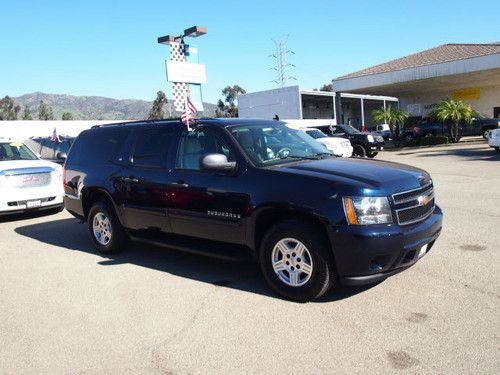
[343,196,393,225]
[367,135,375,143]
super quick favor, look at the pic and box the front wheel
[367,152,378,158]
[483,129,490,139]
[352,144,367,157]
[259,220,336,302]
[88,200,127,254]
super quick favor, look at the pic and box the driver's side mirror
[200,154,237,172]
[56,152,67,160]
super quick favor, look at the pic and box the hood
[0,159,62,172]
[317,138,349,146]
[277,157,430,194]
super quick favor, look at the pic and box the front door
[168,126,251,245]
[118,126,178,232]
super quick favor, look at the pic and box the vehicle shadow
[14,218,378,303]
[395,145,500,161]
[0,208,62,223]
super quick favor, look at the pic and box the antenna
[269,35,296,87]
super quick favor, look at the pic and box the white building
[238,85,397,129]
[333,43,500,119]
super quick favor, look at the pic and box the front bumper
[328,205,443,285]
[0,184,64,215]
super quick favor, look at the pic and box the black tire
[367,152,378,158]
[482,129,490,139]
[87,200,127,254]
[495,147,500,153]
[353,144,367,157]
[259,220,336,302]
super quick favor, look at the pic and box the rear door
[117,126,179,232]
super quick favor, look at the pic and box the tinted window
[132,127,175,168]
[68,128,128,165]
[177,128,235,170]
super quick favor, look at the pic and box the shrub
[402,136,448,147]
[420,135,449,146]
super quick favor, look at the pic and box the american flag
[181,97,197,128]
[50,127,59,142]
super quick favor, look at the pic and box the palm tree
[432,99,473,143]
[371,104,409,146]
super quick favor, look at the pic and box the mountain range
[12,92,217,120]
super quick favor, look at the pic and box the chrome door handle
[121,177,140,183]
[170,181,189,188]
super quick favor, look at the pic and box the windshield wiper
[279,154,323,160]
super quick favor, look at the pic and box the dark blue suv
[63,119,442,302]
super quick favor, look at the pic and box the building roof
[336,43,500,80]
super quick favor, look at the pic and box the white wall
[399,85,500,118]
[0,120,123,141]
[238,86,301,119]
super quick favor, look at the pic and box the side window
[176,128,235,170]
[132,127,175,168]
[40,139,55,159]
[67,128,128,165]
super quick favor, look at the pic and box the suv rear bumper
[328,205,443,285]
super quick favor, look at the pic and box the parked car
[401,117,500,141]
[302,128,353,157]
[24,136,75,165]
[63,119,442,302]
[0,138,64,215]
[369,124,392,140]
[314,124,384,158]
[488,129,500,152]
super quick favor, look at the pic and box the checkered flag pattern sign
[169,42,190,112]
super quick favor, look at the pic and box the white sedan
[0,139,64,215]
[488,129,500,153]
[303,128,353,157]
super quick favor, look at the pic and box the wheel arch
[250,205,333,258]
[81,187,119,221]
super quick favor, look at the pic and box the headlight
[367,135,375,143]
[343,196,393,225]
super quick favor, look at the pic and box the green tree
[217,85,246,117]
[0,95,21,120]
[61,112,73,120]
[432,98,473,143]
[319,83,333,92]
[371,104,409,146]
[148,90,167,120]
[22,106,33,120]
[38,100,55,120]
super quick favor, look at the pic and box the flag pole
[185,96,190,131]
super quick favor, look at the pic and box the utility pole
[269,36,296,87]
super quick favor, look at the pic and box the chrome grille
[392,183,435,225]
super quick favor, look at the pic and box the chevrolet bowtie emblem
[418,195,431,206]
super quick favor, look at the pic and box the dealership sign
[166,61,207,84]
[452,88,480,101]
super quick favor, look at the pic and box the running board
[129,232,255,262]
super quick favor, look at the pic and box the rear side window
[131,127,175,168]
[68,128,128,165]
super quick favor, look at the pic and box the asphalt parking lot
[1,141,499,374]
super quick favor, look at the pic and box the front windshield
[0,142,38,161]
[229,123,331,166]
[305,129,327,139]
[341,125,361,135]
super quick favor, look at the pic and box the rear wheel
[259,220,336,302]
[353,144,367,157]
[88,200,127,254]
[482,129,490,139]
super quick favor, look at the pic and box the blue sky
[1,0,499,104]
